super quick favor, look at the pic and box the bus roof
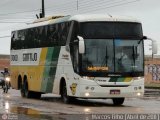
[69,14,140,23]
[12,14,141,31]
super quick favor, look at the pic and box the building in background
[145,56,160,84]
[0,54,10,70]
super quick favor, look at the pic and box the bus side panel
[52,47,77,95]
[40,47,61,93]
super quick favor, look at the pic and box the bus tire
[20,83,25,97]
[112,98,125,105]
[61,81,71,104]
[24,81,31,98]
[30,92,41,99]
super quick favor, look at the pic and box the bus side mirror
[152,40,158,54]
[78,36,85,54]
[144,36,158,54]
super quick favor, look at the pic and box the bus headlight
[85,92,90,97]
[5,77,10,82]
[137,92,141,96]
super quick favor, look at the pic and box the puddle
[9,106,82,120]
[10,106,40,114]
[10,106,55,120]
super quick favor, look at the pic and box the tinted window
[79,22,143,39]
[11,22,71,49]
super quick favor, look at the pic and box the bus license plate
[110,90,120,95]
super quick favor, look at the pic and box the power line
[45,2,76,13]
[0,0,17,8]
[0,0,141,24]
[46,0,140,14]
[0,35,11,38]
[46,0,121,14]
[0,0,140,18]
[0,9,39,16]
[0,0,83,17]
[0,1,73,18]
[79,0,141,13]
[45,0,75,10]
[46,4,76,14]
[0,21,27,23]
[78,0,114,9]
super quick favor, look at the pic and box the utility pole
[41,0,45,18]
[37,0,45,18]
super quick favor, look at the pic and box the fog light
[85,92,90,97]
[84,108,90,112]
[137,92,141,96]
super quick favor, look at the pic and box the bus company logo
[70,83,77,95]
[62,54,69,60]
[2,114,8,120]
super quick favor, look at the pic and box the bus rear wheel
[30,91,41,99]
[112,98,125,105]
[20,83,25,97]
[20,81,31,98]
[20,83,41,99]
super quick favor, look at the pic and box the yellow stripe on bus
[35,48,48,91]
[124,77,132,82]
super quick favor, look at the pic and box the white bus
[10,14,152,105]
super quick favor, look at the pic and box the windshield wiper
[101,46,108,67]
[132,46,136,71]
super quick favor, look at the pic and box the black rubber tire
[23,81,31,98]
[21,82,41,99]
[3,84,8,93]
[20,83,25,97]
[112,98,125,105]
[30,92,41,99]
[61,82,71,104]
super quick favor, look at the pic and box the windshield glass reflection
[81,39,143,75]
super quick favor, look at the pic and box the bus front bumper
[76,84,144,99]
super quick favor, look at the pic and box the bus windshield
[81,39,144,76]
[79,22,144,77]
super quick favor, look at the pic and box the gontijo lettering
[23,53,37,61]
[11,55,18,61]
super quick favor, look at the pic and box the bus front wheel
[112,98,125,105]
[61,82,71,104]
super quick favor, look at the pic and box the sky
[0,0,160,55]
